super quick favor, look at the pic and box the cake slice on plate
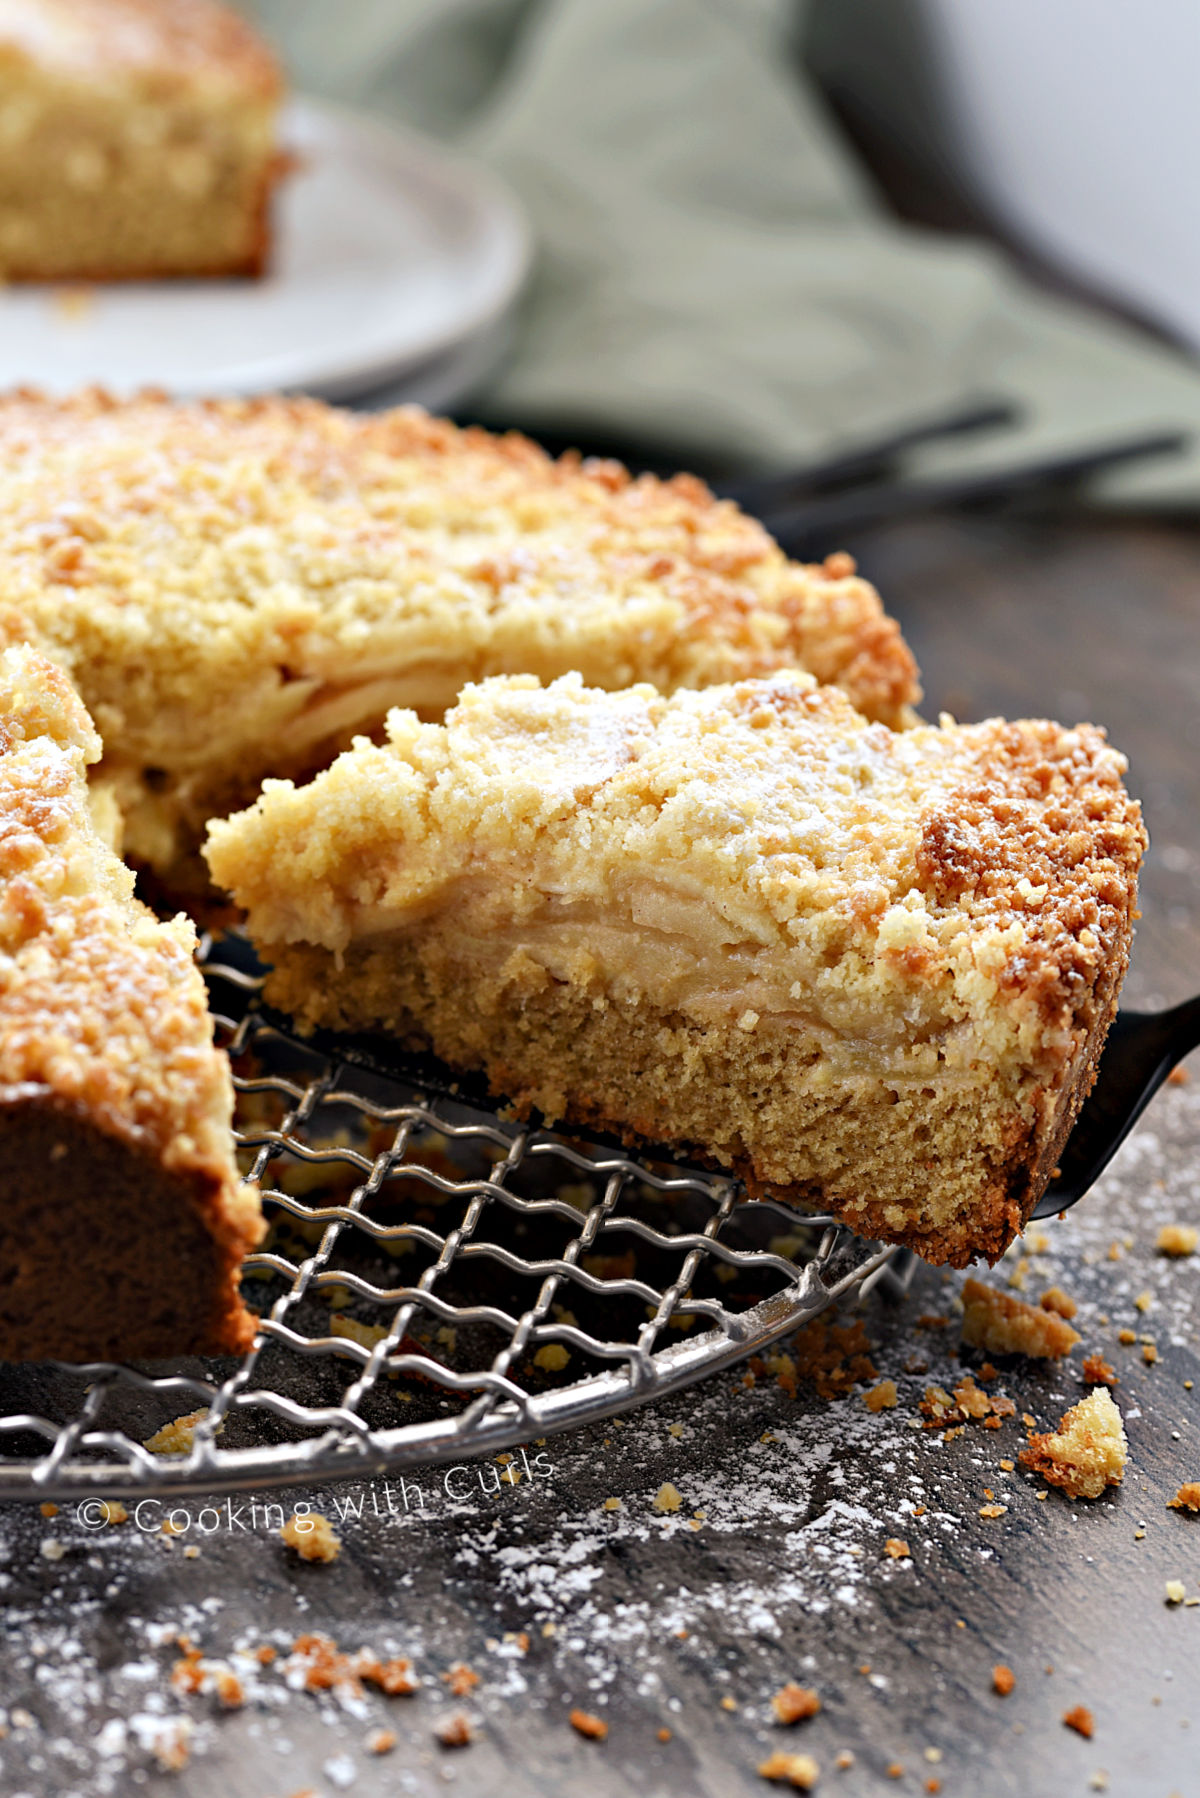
[205,671,1145,1267]
[0,0,285,280]
[0,391,919,898]
[0,646,261,1360]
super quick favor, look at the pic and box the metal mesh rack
[0,937,913,1501]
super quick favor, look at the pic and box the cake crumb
[657,1727,672,1742]
[864,1380,898,1412]
[1156,1224,1198,1258]
[1063,1705,1094,1739]
[1134,1291,1154,1314]
[366,1728,396,1755]
[1019,1389,1127,1499]
[1167,1483,1200,1513]
[772,1683,821,1725]
[884,1538,911,1560]
[1040,1287,1078,1320]
[886,1763,904,1779]
[98,1500,128,1525]
[835,1750,855,1770]
[281,1511,341,1562]
[758,1750,820,1789]
[979,1503,1008,1518]
[1167,1065,1190,1086]
[653,1482,683,1514]
[144,1409,215,1456]
[1165,1580,1186,1604]
[993,1665,1016,1696]
[435,1712,474,1748]
[603,1497,621,1511]
[443,1662,479,1697]
[1082,1353,1117,1387]
[1143,1344,1158,1366]
[961,1279,1080,1360]
[39,1502,57,1518]
[720,1694,737,1710]
[569,1708,608,1740]
[533,1344,570,1372]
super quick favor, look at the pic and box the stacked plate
[0,98,532,410]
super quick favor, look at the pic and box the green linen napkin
[243,0,1200,503]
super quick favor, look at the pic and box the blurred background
[235,0,1200,511]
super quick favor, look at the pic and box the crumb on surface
[1082,1353,1117,1387]
[1165,1580,1186,1604]
[657,1727,672,1742]
[979,1503,1007,1518]
[1143,1343,1158,1366]
[1063,1705,1094,1739]
[1019,1389,1127,1499]
[1040,1287,1078,1320]
[758,1749,820,1789]
[280,1511,341,1563]
[993,1665,1016,1696]
[366,1727,396,1755]
[772,1683,821,1725]
[435,1712,474,1748]
[99,1500,128,1525]
[569,1707,608,1741]
[653,1481,683,1514]
[961,1279,1080,1360]
[1156,1224,1198,1257]
[39,1502,57,1518]
[863,1379,898,1412]
[884,1538,911,1560]
[1118,1328,1137,1345]
[835,1750,855,1770]
[1168,1483,1200,1513]
[533,1343,570,1372]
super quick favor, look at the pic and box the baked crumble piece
[1156,1224,1198,1257]
[757,1751,820,1789]
[1019,1389,1128,1498]
[961,1280,1082,1358]
[0,391,918,898]
[207,670,1144,1265]
[1167,1483,1200,1512]
[0,644,260,1359]
[0,0,285,279]
[772,1684,820,1724]
[280,1510,341,1562]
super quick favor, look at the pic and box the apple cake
[0,390,919,898]
[205,670,1145,1267]
[0,644,261,1360]
[0,0,285,280]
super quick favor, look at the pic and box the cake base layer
[259,927,1127,1268]
[0,1094,256,1361]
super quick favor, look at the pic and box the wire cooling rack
[0,936,913,1501]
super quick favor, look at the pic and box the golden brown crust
[0,644,260,1356]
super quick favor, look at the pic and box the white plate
[0,98,532,402]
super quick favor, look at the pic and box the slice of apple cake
[0,391,919,897]
[204,671,1144,1266]
[0,645,261,1360]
